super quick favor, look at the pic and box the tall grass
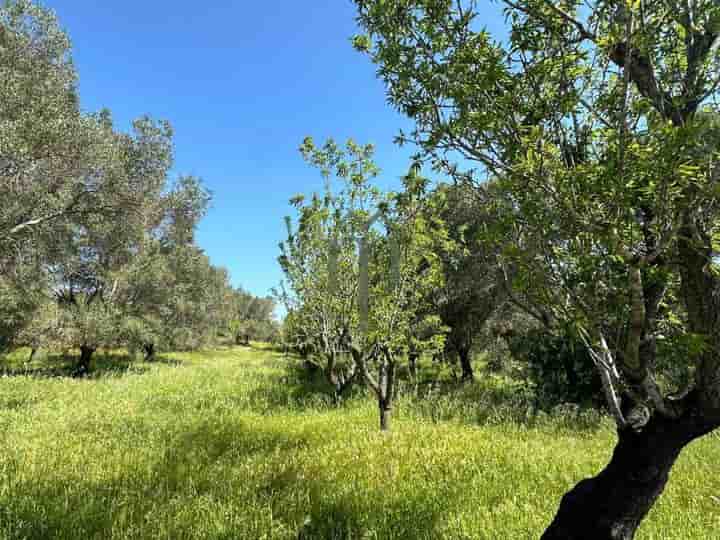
[0,346,718,539]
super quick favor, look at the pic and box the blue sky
[45,1,504,300]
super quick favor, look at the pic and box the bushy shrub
[504,329,603,408]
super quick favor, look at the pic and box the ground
[0,346,718,539]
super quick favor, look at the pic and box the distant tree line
[0,0,276,373]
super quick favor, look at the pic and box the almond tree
[280,137,445,427]
[352,171,446,430]
[355,0,720,536]
[277,138,374,402]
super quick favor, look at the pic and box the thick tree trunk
[143,343,156,362]
[77,345,95,375]
[542,414,705,540]
[458,347,474,381]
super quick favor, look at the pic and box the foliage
[0,1,259,367]
[354,0,720,428]
[505,329,603,408]
[278,137,447,422]
[228,287,277,345]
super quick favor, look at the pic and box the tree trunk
[379,398,392,431]
[542,414,705,540]
[28,348,37,362]
[408,351,418,379]
[377,358,396,431]
[77,345,95,375]
[459,347,474,381]
[143,343,156,362]
[332,372,356,404]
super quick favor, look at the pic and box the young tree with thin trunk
[279,138,445,423]
[355,0,720,536]
[351,172,446,430]
[277,138,375,402]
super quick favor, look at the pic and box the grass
[0,345,718,539]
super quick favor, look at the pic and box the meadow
[0,346,718,540]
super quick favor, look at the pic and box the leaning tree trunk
[28,348,37,362]
[143,343,156,362]
[458,347,474,381]
[76,345,95,376]
[542,413,708,540]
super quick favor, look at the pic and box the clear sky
[44,1,504,300]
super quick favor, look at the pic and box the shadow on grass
[0,417,464,540]
[263,354,605,432]
[0,351,177,379]
[245,358,372,413]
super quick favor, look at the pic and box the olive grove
[0,0,274,370]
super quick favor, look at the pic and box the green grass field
[1,346,718,539]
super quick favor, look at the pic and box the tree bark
[377,357,396,431]
[379,398,392,431]
[542,413,707,540]
[459,347,474,381]
[77,345,95,375]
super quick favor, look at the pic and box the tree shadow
[0,418,466,539]
[244,361,341,411]
[0,351,154,379]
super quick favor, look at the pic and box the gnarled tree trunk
[542,411,712,540]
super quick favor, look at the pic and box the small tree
[351,171,446,430]
[277,138,374,402]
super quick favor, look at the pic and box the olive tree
[430,181,508,381]
[355,0,720,536]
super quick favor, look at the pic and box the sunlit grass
[1,346,718,539]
